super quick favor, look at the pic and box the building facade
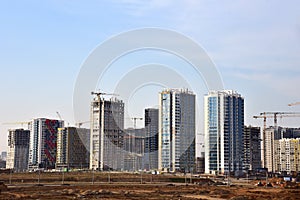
[282,128,300,138]
[123,128,145,171]
[144,108,159,170]
[243,126,261,171]
[56,127,90,169]
[28,118,64,170]
[1,152,7,161]
[263,127,300,173]
[0,160,5,168]
[263,127,282,172]
[6,129,30,172]
[195,153,205,174]
[204,90,244,175]
[90,96,124,171]
[158,89,196,173]
[278,138,300,173]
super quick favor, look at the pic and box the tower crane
[56,111,63,120]
[75,121,90,128]
[131,117,143,129]
[253,112,300,169]
[91,91,119,99]
[288,102,300,106]
[2,121,31,129]
[253,112,300,130]
[56,111,69,126]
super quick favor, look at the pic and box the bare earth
[0,172,299,199]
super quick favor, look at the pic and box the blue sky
[1,0,300,152]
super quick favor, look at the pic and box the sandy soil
[0,172,299,199]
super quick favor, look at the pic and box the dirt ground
[0,172,299,199]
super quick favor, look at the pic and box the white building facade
[204,90,244,175]
[263,127,277,172]
[158,89,195,173]
[90,96,124,171]
[278,138,300,173]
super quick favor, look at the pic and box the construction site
[1,100,300,199]
[252,102,300,174]
[0,171,299,199]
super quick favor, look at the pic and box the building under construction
[6,129,30,172]
[144,108,159,171]
[90,93,124,171]
[123,128,145,171]
[243,126,261,171]
[254,112,300,173]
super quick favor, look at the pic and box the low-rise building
[195,154,205,174]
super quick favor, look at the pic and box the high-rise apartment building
[90,95,124,171]
[278,138,300,173]
[263,127,282,172]
[123,128,145,171]
[204,90,244,175]
[158,89,195,173]
[6,129,30,172]
[263,127,300,173]
[56,127,90,169]
[28,118,64,170]
[144,108,159,170]
[243,126,261,171]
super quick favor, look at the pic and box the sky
[1,0,300,152]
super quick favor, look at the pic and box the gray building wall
[90,97,124,171]
[6,129,30,172]
[56,127,90,169]
[123,128,145,171]
[144,108,159,170]
[243,126,261,171]
[159,89,195,173]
